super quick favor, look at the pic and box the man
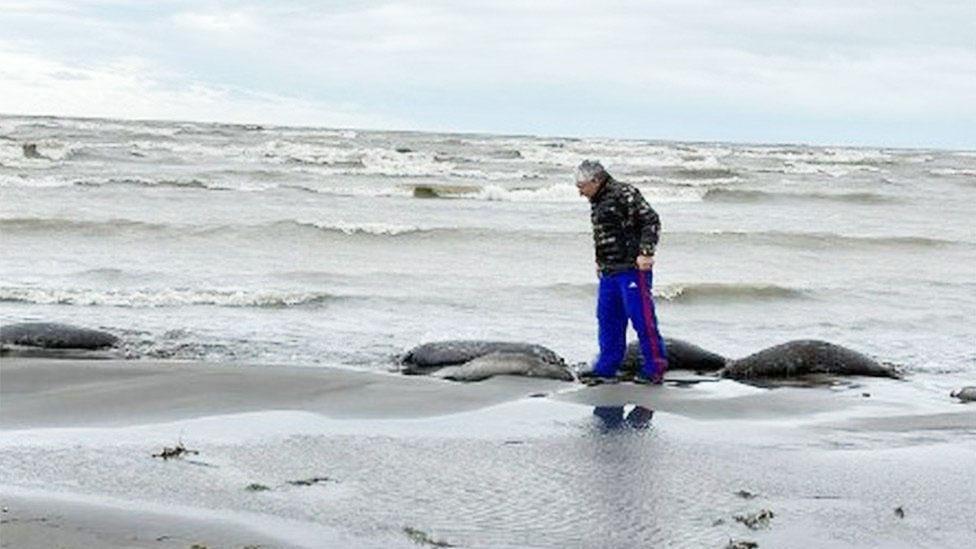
[576,160,668,385]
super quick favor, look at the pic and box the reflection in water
[592,405,654,431]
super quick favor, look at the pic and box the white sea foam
[763,162,880,177]
[518,141,691,170]
[475,184,581,202]
[460,183,703,203]
[929,168,976,177]
[295,220,428,236]
[0,140,81,167]
[736,146,894,166]
[0,174,74,188]
[0,286,337,308]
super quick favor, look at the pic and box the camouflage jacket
[589,177,661,275]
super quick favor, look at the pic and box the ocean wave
[516,140,712,170]
[283,220,587,241]
[285,156,367,169]
[0,286,337,308]
[929,168,976,177]
[5,217,961,250]
[0,217,169,234]
[0,173,279,192]
[475,184,581,202]
[703,188,893,204]
[668,167,740,180]
[75,177,213,190]
[0,216,519,241]
[513,281,808,303]
[0,140,81,166]
[656,283,809,303]
[674,230,964,249]
[290,220,432,236]
[404,183,705,203]
[326,183,577,202]
[0,174,74,188]
[736,147,895,165]
[758,162,880,177]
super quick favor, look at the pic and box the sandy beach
[2,357,974,548]
[3,0,974,543]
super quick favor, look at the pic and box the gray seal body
[950,386,976,402]
[1,322,119,350]
[434,351,575,382]
[722,340,900,380]
[400,340,565,375]
[618,338,727,375]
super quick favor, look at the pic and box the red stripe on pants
[636,271,666,373]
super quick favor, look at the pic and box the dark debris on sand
[734,509,775,530]
[151,442,199,460]
[287,476,335,486]
[403,526,456,547]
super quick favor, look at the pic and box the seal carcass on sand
[1,322,119,350]
[950,387,976,402]
[721,340,900,380]
[618,338,727,376]
[400,340,574,381]
[433,351,575,382]
[400,340,565,375]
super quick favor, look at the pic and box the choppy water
[2,115,974,379]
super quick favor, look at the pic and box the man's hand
[635,254,654,271]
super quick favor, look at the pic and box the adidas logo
[628,282,638,289]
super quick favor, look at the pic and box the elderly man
[576,160,668,385]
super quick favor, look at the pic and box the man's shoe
[579,371,620,386]
[633,371,664,385]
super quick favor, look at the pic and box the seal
[0,322,119,350]
[950,386,976,402]
[401,338,902,384]
[721,339,900,380]
[433,351,575,382]
[618,338,727,376]
[400,340,565,375]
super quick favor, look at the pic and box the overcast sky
[1,1,973,148]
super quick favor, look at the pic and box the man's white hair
[575,160,607,183]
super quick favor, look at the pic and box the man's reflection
[592,405,654,431]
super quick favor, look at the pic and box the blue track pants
[593,269,668,378]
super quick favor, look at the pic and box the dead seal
[722,340,900,380]
[400,340,565,375]
[0,322,118,350]
[618,338,727,376]
[950,386,976,402]
[433,351,574,382]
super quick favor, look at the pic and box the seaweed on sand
[151,441,199,460]
[403,526,456,547]
[734,509,775,530]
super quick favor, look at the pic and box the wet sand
[2,358,975,548]
[0,358,567,428]
[2,488,320,549]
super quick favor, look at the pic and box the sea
[1,114,974,387]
